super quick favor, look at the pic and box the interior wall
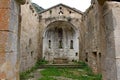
[102,1,120,80]
[83,0,106,74]
[43,21,79,62]
[20,0,40,71]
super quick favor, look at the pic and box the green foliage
[41,67,63,76]
[40,61,102,80]
[20,71,34,80]
[32,3,44,13]
[20,60,102,80]
[20,59,48,80]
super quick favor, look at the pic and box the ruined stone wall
[20,0,40,71]
[83,0,106,74]
[39,5,83,62]
[0,0,21,79]
[102,1,120,80]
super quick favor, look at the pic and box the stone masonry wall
[83,0,106,74]
[20,0,40,71]
[0,0,20,80]
[39,5,83,62]
[102,1,120,80]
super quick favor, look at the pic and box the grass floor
[39,67,101,80]
[20,61,102,80]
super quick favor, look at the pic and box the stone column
[111,3,120,80]
[103,2,120,80]
[0,0,25,80]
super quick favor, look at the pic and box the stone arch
[42,20,80,63]
[43,20,79,38]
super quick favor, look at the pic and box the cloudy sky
[31,0,91,12]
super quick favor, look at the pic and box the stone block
[0,0,10,8]
[0,9,9,30]
[0,73,6,79]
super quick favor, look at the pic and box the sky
[31,0,91,12]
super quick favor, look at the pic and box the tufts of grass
[40,61,102,80]
[40,67,62,76]
[20,59,48,80]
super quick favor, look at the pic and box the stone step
[39,64,84,69]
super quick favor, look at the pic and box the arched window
[76,52,78,56]
[29,38,32,47]
[58,28,63,39]
[85,53,88,62]
[49,40,51,49]
[59,40,63,49]
[70,40,73,49]
[31,51,34,57]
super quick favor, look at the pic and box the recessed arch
[42,20,80,62]
[43,20,79,38]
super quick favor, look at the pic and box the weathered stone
[0,0,20,80]
[39,4,82,63]
[1,0,120,80]
[20,1,39,71]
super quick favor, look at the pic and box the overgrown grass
[20,59,48,80]
[39,61,102,80]
[20,60,102,80]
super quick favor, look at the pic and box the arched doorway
[43,21,79,63]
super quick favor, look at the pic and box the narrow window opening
[76,52,78,56]
[69,11,72,14]
[99,53,101,58]
[93,52,97,57]
[49,10,52,14]
[58,28,63,39]
[85,53,88,62]
[29,39,32,47]
[49,40,51,49]
[70,40,73,49]
[99,53,102,63]
[31,51,34,57]
[59,40,63,49]
[92,52,97,60]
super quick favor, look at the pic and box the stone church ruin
[0,0,120,80]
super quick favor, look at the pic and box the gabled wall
[39,4,84,63]
[40,4,82,19]
[1,0,120,80]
